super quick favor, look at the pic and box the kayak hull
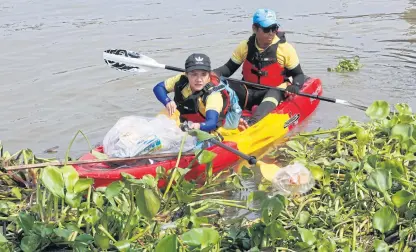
[73,77,322,188]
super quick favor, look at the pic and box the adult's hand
[285,84,300,94]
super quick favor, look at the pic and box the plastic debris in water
[271,162,315,196]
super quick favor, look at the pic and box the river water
[1,0,415,158]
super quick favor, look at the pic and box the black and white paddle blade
[104,59,146,73]
[103,49,150,73]
[103,49,164,73]
[104,49,142,59]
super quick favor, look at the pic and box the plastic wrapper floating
[271,162,315,196]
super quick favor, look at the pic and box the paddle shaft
[103,49,368,111]
[164,65,360,108]
[4,151,194,171]
[208,138,257,165]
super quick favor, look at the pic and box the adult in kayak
[213,8,308,128]
[153,53,238,132]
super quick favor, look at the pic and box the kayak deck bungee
[73,77,322,188]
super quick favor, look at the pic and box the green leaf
[409,144,416,154]
[367,154,380,168]
[93,192,104,208]
[317,239,337,252]
[355,126,370,145]
[91,149,108,160]
[373,206,397,233]
[41,166,65,198]
[64,222,83,233]
[20,234,41,252]
[298,211,310,226]
[105,181,124,199]
[260,195,285,224]
[374,239,389,252]
[404,153,416,161]
[286,140,304,152]
[182,228,220,249]
[11,187,22,200]
[265,221,287,240]
[136,187,161,219]
[74,178,94,194]
[392,190,414,208]
[308,164,324,181]
[297,227,316,246]
[60,165,79,192]
[397,114,415,124]
[247,191,268,206]
[196,150,217,164]
[241,165,254,179]
[136,174,158,188]
[229,175,243,189]
[0,233,7,243]
[38,225,54,238]
[366,101,390,120]
[75,234,94,243]
[366,169,392,193]
[94,232,110,250]
[156,166,166,179]
[378,159,405,178]
[188,129,215,141]
[156,234,178,252]
[190,214,209,228]
[390,124,414,142]
[84,208,100,225]
[17,212,34,234]
[337,116,352,128]
[72,242,90,252]
[65,192,82,208]
[54,228,73,240]
[114,240,130,252]
[395,103,412,115]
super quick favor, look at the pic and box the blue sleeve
[199,110,219,132]
[153,81,171,106]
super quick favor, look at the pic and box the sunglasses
[261,25,278,33]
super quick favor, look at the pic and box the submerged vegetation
[327,56,363,72]
[0,100,415,251]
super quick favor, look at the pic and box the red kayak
[73,77,322,188]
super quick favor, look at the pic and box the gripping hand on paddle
[165,101,177,117]
[285,84,300,94]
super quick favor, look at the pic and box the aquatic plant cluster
[327,56,363,72]
[0,100,415,251]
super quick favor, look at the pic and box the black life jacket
[173,74,230,128]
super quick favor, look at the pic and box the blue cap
[252,9,279,28]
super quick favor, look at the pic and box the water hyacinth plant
[0,100,414,251]
[327,56,363,72]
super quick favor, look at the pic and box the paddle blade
[103,49,164,73]
[257,161,281,182]
[104,59,145,73]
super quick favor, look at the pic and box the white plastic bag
[103,115,197,158]
[271,162,315,196]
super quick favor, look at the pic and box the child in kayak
[153,53,242,132]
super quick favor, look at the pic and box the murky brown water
[1,0,415,159]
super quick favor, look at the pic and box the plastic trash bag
[103,115,197,158]
[271,162,315,196]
